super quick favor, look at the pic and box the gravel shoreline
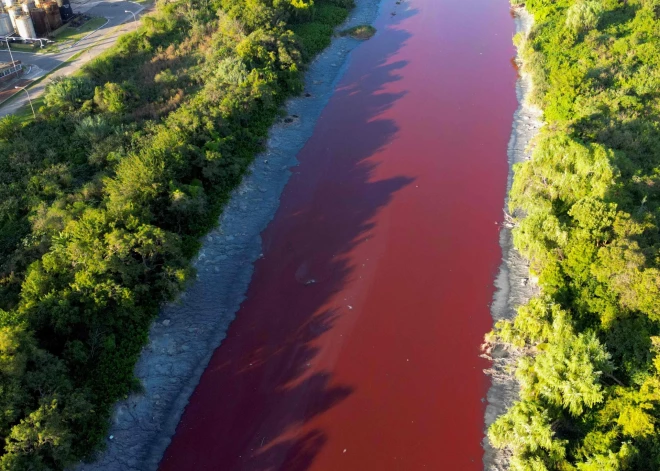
[76,2,383,470]
[482,7,543,471]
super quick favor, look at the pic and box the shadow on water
[160,8,419,471]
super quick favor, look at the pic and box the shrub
[565,0,603,33]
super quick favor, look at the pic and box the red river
[160,0,518,469]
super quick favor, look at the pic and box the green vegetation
[52,17,108,42]
[488,0,660,469]
[11,96,44,123]
[6,44,37,53]
[0,0,353,468]
[341,24,376,39]
[40,17,109,53]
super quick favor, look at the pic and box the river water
[159,0,517,469]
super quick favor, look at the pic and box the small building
[15,14,36,38]
[0,61,23,84]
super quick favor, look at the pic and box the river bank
[76,2,382,470]
[482,7,542,471]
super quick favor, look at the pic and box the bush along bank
[486,0,660,469]
[0,0,355,468]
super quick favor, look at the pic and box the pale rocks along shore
[76,1,383,470]
[482,7,543,471]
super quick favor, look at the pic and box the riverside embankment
[159,0,519,469]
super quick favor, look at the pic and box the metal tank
[15,14,35,38]
[0,13,12,36]
[2,0,15,9]
[29,7,46,35]
[42,1,60,30]
[57,0,72,21]
[20,0,34,13]
[7,6,20,30]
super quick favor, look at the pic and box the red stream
[160,0,518,469]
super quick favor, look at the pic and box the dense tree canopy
[489,0,660,468]
[0,0,353,468]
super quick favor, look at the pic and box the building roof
[0,61,20,70]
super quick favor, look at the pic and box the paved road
[0,0,144,116]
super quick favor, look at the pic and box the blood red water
[160,0,518,469]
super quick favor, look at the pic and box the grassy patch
[340,24,376,40]
[9,43,38,52]
[52,16,107,42]
[39,17,107,53]
[12,95,45,123]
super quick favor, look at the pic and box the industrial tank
[29,7,46,35]
[42,1,60,30]
[0,13,13,36]
[21,0,35,13]
[57,0,72,21]
[7,6,20,30]
[2,0,15,9]
[15,14,35,38]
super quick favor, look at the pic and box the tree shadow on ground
[159,7,418,471]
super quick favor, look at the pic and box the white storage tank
[15,14,35,38]
[0,13,12,36]
[7,6,20,30]
[3,0,15,9]
[21,0,34,13]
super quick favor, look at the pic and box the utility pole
[15,86,36,119]
[4,37,15,67]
